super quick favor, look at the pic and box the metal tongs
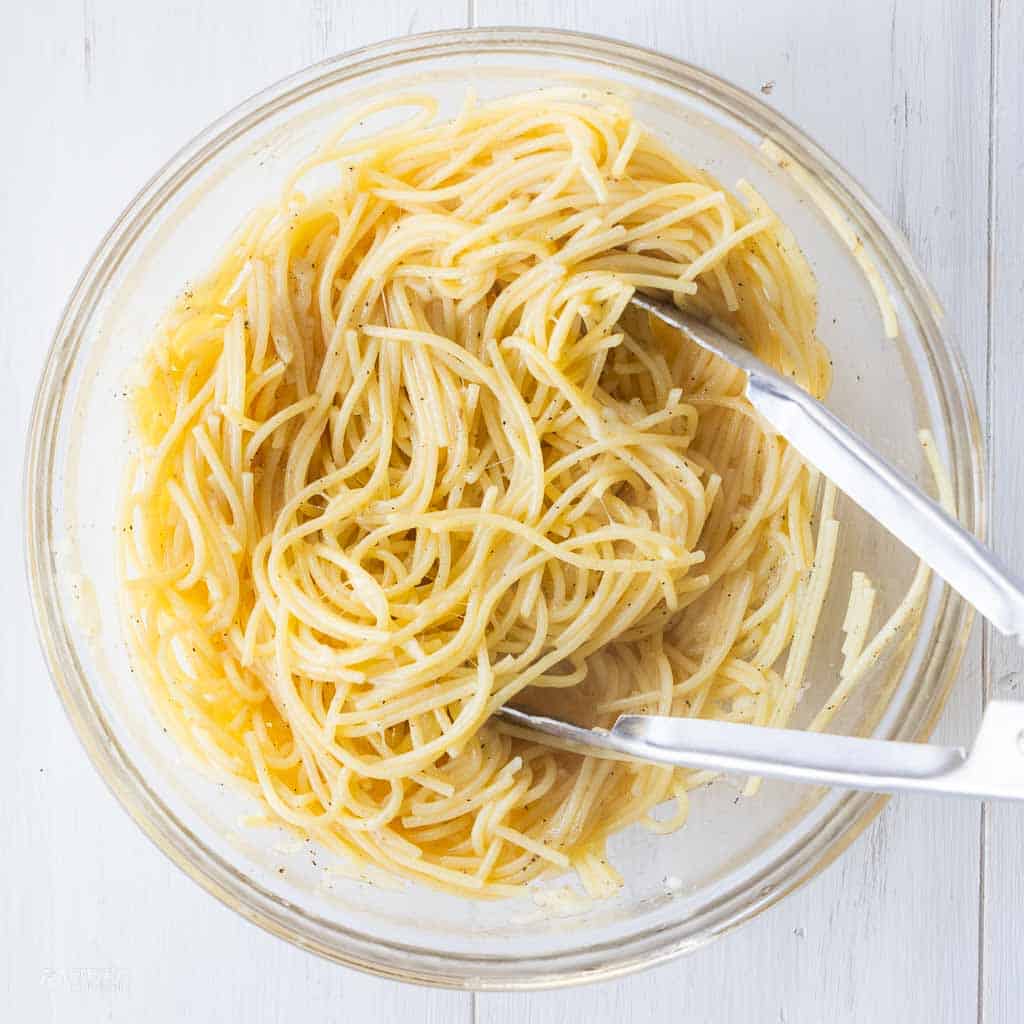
[494,294,1024,802]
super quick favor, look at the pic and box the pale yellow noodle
[120,89,928,898]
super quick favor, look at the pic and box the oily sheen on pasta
[122,89,876,898]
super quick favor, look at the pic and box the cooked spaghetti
[120,88,923,897]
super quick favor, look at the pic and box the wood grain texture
[1,3,471,1023]
[474,2,990,1021]
[983,1,1024,1021]
[2,2,1016,1022]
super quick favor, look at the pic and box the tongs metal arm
[494,701,1024,801]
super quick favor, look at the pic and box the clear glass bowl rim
[23,26,984,990]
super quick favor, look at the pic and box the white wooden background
[2,2,1021,1021]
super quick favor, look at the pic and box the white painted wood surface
[984,2,1024,1022]
[0,2,1016,1021]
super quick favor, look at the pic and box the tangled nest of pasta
[122,89,916,898]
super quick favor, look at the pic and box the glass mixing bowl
[25,28,983,988]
